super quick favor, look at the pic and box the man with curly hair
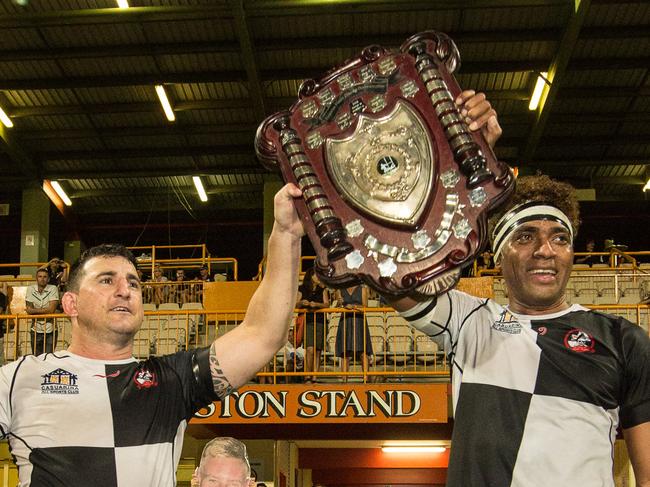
[392,113,650,485]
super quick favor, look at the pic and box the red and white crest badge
[134,368,158,389]
[563,329,595,353]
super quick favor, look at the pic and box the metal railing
[2,302,647,383]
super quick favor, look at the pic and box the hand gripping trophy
[256,31,514,298]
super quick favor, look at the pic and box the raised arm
[208,183,304,396]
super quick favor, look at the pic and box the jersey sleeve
[399,290,484,354]
[158,348,220,419]
[619,320,650,429]
[0,360,22,438]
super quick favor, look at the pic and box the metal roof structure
[0,0,648,244]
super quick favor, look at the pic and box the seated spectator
[575,238,596,266]
[44,257,69,302]
[198,265,211,282]
[169,269,191,304]
[145,264,169,305]
[25,268,59,355]
[475,250,494,274]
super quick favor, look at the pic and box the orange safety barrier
[3,303,646,381]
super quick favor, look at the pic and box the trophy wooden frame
[256,31,514,297]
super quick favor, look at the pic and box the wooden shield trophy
[256,31,514,297]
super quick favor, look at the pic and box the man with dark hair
[25,267,59,355]
[393,172,650,485]
[0,184,304,486]
[191,436,254,487]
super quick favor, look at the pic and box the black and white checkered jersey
[402,290,650,487]
[0,349,218,486]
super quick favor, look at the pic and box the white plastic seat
[132,337,151,359]
[156,337,179,355]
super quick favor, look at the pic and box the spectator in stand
[25,268,59,355]
[194,265,211,304]
[170,269,192,305]
[335,284,372,381]
[574,238,596,266]
[475,250,494,275]
[297,267,329,383]
[44,257,70,294]
[145,264,169,305]
[198,265,211,282]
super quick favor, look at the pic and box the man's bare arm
[25,300,58,315]
[625,422,650,487]
[207,184,304,393]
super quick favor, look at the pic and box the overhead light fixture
[0,105,13,128]
[528,72,549,111]
[116,0,129,7]
[643,179,650,192]
[381,445,447,454]
[155,85,176,122]
[192,176,208,202]
[51,181,72,206]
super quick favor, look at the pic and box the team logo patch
[134,368,158,389]
[491,310,522,334]
[41,368,79,395]
[564,329,595,353]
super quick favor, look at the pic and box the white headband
[492,201,573,262]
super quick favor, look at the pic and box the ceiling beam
[18,124,257,140]
[9,100,289,118]
[0,7,232,28]
[230,0,266,121]
[45,166,267,179]
[591,176,646,186]
[7,86,650,120]
[2,25,647,63]
[0,72,247,90]
[4,55,650,91]
[521,0,591,163]
[75,198,261,214]
[530,158,650,168]
[69,184,263,199]
[36,145,252,161]
[0,2,571,29]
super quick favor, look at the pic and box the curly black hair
[488,175,580,248]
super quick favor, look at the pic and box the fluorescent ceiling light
[528,72,548,111]
[116,0,129,7]
[0,105,13,128]
[192,176,208,202]
[51,181,72,206]
[155,85,176,122]
[381,445,446,453]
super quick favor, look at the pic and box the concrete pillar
[20,187,50,275]
[63,240,85,267]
